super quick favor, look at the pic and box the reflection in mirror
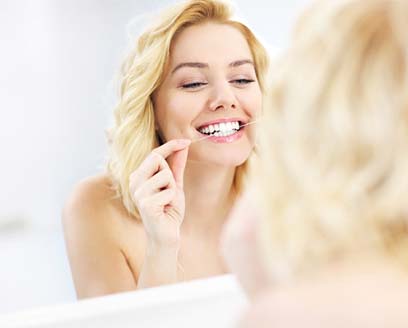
[63,0,269,299]
[0,0,309,318]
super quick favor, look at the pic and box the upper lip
[195,117,248,130]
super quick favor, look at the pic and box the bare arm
[63,140,190,297]
[129,139,190,288]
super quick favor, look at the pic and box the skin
[221,190,408,327]
[63,22,262,298]
[220,188,271,300]
[238,263,408,328]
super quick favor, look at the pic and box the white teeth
[198,120,242,136]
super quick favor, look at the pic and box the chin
[189,144,253,167]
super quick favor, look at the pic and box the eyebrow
[229,59,254,68]
[171,62,208,74]
[171,59,254,74]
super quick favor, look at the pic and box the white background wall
[0,0,310,315]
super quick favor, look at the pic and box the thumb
[168,146,189,189]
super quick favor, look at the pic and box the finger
[129,153,170,192]
[140,188,176,209]
[137,168,176,197]
[153,139,191,159]
[129,139,190,192]
[168,147,189,189]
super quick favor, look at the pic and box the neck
[182,160,237,233]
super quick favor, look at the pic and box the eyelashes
[181,79,256,90]
[233,78,255,85]
[182,82,208,89]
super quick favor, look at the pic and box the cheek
[239,87,262,118]
[252,88,263,116]
[155,93,199,136]
[242,87,262,144]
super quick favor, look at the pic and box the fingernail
[177,139,191,146]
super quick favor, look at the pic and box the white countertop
[0,274,248,328]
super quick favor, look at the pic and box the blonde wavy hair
[255,0,408,282]
[107,0,269,218]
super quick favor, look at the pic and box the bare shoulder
[64,173,116,215]
[62,173,144,298]
[63,172,145,246]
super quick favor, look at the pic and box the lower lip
[198,127,245,143]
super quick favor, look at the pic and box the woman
[222,0,408,325]
[63,0,269,299]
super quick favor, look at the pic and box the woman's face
[153,22,262,167]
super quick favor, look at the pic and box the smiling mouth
[196,120,245,137]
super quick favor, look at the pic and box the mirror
[0,0,309,315]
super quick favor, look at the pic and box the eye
[181,82,208,89]
[231,78,255,85]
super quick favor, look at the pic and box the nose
[208,81,237,111]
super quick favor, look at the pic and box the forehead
[169,22,253,66]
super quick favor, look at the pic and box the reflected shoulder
[62,173,121,229]
[62,173,141,298]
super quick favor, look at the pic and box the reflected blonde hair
[107,0,269,218]
[256,0,408,282]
